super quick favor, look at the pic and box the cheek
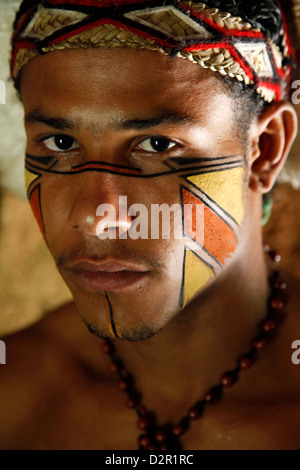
[180,167,245,307]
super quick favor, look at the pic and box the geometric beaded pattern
[11,0,294,102]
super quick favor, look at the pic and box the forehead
[20,48,235,130]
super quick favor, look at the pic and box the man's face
[21,48,247,341]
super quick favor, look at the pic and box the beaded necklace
[100,246,286,450]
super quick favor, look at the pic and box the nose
[68,172,135,238]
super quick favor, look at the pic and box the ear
[249,101,298,193]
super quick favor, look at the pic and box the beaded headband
[11,0,295,102]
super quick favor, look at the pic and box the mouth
[65,259,151,291]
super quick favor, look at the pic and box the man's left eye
[136,136,177,153]
[42,135,79,152]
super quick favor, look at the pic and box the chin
[82,317,163,342]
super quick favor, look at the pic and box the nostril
[71,213,98,235]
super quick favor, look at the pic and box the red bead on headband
[11,0,295,102]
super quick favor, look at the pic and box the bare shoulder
[1,302,103,368]
[0,302,112,449]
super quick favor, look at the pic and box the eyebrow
[24,109,199,132]
[120,114,197,130]
[25,110,77,131]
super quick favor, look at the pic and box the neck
[114,230,270,419]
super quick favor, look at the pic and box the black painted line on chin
[105,293,120,339]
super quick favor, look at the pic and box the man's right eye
[41,135,79,152]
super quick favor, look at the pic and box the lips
[66,259,151,291]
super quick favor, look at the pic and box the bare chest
[2,387,299,450]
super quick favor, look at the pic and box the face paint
[179,157,244,308]
[103,294,122,340]
[25,167,46,240]
[25,152,244,319]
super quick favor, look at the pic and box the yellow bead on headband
[11,0,295,102]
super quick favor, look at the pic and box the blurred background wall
[0,0,72,336]
[0,0,299,337]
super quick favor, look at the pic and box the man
[0,0,300,450]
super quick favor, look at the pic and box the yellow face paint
[24,167,40,195]
[181,248,215,308]
[187,167,244,226]
[180,166,244,307]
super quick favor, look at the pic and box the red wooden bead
[270,298,284,310]
[155,431,166,443]
[239,356,253,370]
[109,361,118,372]
[137,418,149,430]
[118,379,127,390]
[101,342,111,353]
[172,425,183,436]
[262,320,276,333]
[138,434,151,448]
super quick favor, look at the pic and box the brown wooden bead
[138,406,147,417]
[274,279,287,290]
[239,356,253,370]
[155,431,166,443]
[137,418,149,430]
[204,391,213,402]
[101,342,111,354]
[118,379,127,390]
[262,320,276,333]
[172,425,183,436]
[126,398,136,408]
[204,386,222,403]
[109,361,118,372]
[188,408,200,420]
[253,338,268,350]
[221,373,236,388]
[270,298,284,310]
[138,434,151,448]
